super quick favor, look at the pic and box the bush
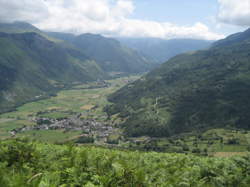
[247,146,250,152]
[182,144,190,151]
[107,138,119,144]
[75,136,94,143]
[192,148,201,154]
[227,138,239,145]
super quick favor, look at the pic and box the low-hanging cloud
[0,0,225,40]
[218,0,250,26]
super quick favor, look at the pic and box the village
[4,76,146,146]
[10,113,120,143]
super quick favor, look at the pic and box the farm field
[0,75,140,142]
[125,128,250,156]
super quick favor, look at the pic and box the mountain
[0,32,106,113]
[45,32,75,42]
[106,28,250,137]
[47,32,153,73]
[117,38,213,64]
[0,21,39,33]
[1,22,153,74]
[0,21,59,42]
[212,28,250,48]
[0,21,153,112]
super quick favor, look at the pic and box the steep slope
[106,29,250,137]
[0,21,59,42]
[0,21,39,33]
[47,32,153,73]
[0,32,106,113]
[46,32,75,43]
[212,28,250,48]
[117,38,212,64]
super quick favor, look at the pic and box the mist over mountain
[117,37,213,64]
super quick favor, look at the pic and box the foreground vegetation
[0,138,249,187]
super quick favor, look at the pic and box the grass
[127,128,250,155]
[0,120,36,131]
[80,105,95,110]
[38,112,73,119]
[213,152,248,157]
[16,130,82,143]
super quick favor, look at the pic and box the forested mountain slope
[106,28,250,137]
[0,22,152,74]
[0,32,105,113]
[0,21,39,33]
[212,28,250,48]
[47,32,153,73]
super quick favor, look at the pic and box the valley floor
[0,75,249,156]
[0,75,139,143]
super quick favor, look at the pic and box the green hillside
[106,28,250,137]
[47,32,153,73]
[0,22,39,33]
[0,139,249,186]
[0,22,153,74]
[212,28,250,48]
[0,22,60,42]
[0,32,106,113]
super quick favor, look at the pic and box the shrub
[227,138,239,145]
[75,136,94,144]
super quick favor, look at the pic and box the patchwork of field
[0,75,140,142]
[125,128,250,155]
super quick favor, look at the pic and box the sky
[0,0,249,40]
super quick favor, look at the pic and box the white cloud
[0,0,224,40]
[0,0,48,23]
[218,0,250,26]
[114,0,134,17]
[118,20,223,40]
